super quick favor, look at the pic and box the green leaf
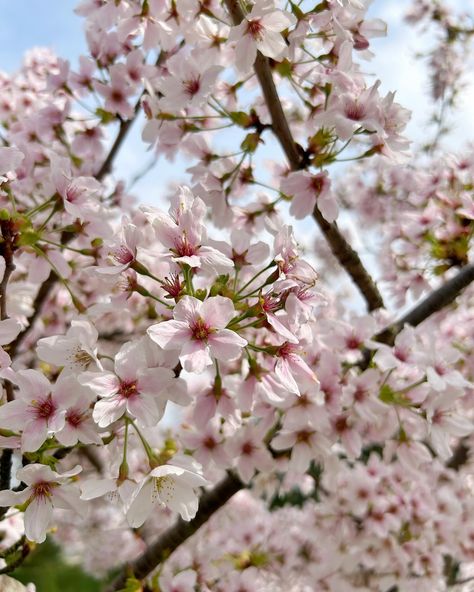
[275,59,293,78]
[95,108,116,124]
[288,0,304,18]
[241,132,261,154]
[18,230,41,247]
[229,111,251,127]
[119,577,142,592]
[310,1,329,14]
[378,384,413,407]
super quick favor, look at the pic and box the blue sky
[0,1,84,70]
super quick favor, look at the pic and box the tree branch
[374,263,474,346]
[224,0,384,312]
[0,220,17,508]
[105,471,243,592]
[95,102,142,182]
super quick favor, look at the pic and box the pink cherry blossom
[36,319,101,373]
[79,339,183,428]
[143,186,234,274]
[127,459,208,526]
[228,3,296,73]
[0,369,66,452]
[147,295,247,373]
[0,464,84,543]
[281,170,338,222]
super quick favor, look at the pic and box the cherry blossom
[79,339,183,428]
[127,460,208,526]
[0,0,471,588]
[0,369,66,452]
[36,319,101,373]
[0,464,84,543]
[228,2,296,73]
[147,296,247,373]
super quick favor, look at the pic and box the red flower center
[162,274,182,298]
[119,380,138,399]
[110,89,125,104]
[175,237,197,257]
[346,336,361,350]
[191,317,211,341]
[184,77,201,97]
[33,481,53,499]
[344,101,366,121]
[246,19,264,40]
[33,395,56,420]
[113,245,134,265]
[241,441,255,455]
[66,408,85,428]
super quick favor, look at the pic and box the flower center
[344,101,366,121]
[241,441,255,456]
[66,184,82,203]
[110,89,125,104]
[296,429,314,443]
[246,19,264,40]
[32,395,56,420]
[162,274,182,298]
[334,415,349,433]
[394,347,407,362]
[311,174,326,194]
[346,336,361,350]
[353,387,367,402]
[113,245,134,265]
[184,77,201,97]
[175,236,196,257]
[191,317,211,341]
[32,481,54,499]
[119,380,138,399]
[261,294,279,313]
[66,408,86,428]
[152,475,175,504]
[278,342,297,358]
[203,436,217,450]
[69,346,94,369]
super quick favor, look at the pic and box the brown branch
[0,236,14,321]
[8,272,56,358]
[446,441,469,470]
[0,220,17,500]
[224,0,384,312]
[98,47,174,181]
[374,263,474,347]
[358,263,474,371]
[105,471,243,592]
[95,103,142,182]
[363,265,474,470]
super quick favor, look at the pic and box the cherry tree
[0,0,473,591]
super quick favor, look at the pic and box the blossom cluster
[0,0,471,590]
